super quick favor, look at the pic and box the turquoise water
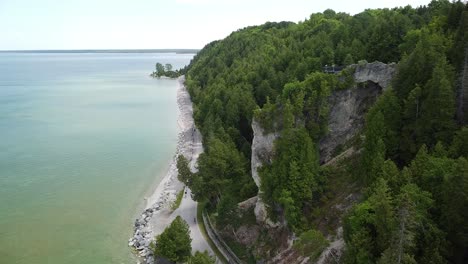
[0,52,193,264]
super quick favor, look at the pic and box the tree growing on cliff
[260,128,320,231]
[360,109,386,184]
[152,216,192,263]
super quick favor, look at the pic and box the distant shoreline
[0,49,199,54]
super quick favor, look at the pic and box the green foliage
[343,53,355,66]
[151,62,181,78]
[256,72,336,138]
[155,62,165,77]
[344,178,395,263]
[189,251,216,264]
[449,127,468,157]
[360,108,386,184]
[395,29,457,163]
[177,155,192,186]
[152,216,192,263]
[293,229,329,260]
[181,1,468,262]
[381,159,407,194]
[171,189,184,211]
[372,89,401,160]
[216,195,238,227]
[418,57,456,145]
[260,128,320,230]
[191,137,257,203]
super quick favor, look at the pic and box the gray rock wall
[251,119,280,224]
[250,62,397,222]
[319,62,396,163]
[353,61,396,89]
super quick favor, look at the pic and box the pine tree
[189,251,216,264]
[368,178,396,254]
[420,57,456,146]
[378,184,436,264]
[361,109,386,184]
[177,155,192,186]
[152,216,192,263]
[381,159,405,194]
[376,90,402,160]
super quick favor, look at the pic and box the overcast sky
[0,0,433,50]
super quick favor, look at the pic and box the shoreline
[128,76,204,263]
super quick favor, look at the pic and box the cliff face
[251,119,280,225]
[319,62,396,163]
[353,61,396,89]
[251,62,396,223]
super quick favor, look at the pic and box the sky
[0,0,433,50]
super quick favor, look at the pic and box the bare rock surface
[319,62,397,163]
[353,61,396,90]
[251,119,280,225]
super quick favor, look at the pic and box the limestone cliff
[319,62,396,163]
[251,61,396,223]
[353,61,396,89]
[251,119,280,225]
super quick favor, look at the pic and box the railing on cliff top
[323,65,345,74]
[202,211,243,264]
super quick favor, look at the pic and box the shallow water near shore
[0,52,193,264]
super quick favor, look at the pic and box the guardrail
[202,211,243,264]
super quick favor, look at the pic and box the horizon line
[0,49,200,54]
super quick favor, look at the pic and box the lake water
[0,52,194,264]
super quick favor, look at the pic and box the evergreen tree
[177,155,192,186]
[189,251,216,264]
[373,89,402,160]
[343,53,355,66]
[361,109,386,184]
[155,62,165,77]
[440,158,468,263]
[449,127,468,157]
[381,159,406,194]
[344,179,395,263]
[152,216,192,263]
[419,57,456,146]
[260,128,319,231]
[368,178,396,254]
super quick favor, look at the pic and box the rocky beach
[128,76,208,263]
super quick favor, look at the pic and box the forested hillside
[181,1,468,263]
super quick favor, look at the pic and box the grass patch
[197,201,228,264]
[171,189,184,210]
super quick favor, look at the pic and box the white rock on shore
[128,76,202,264]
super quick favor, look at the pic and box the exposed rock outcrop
[251,119,280,225]
[353,61,396,89]
[319,62,396,163]
[248,62,397,262]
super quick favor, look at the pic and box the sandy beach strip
[128,76,209,264]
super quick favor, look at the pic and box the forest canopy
[181,1,468,263]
